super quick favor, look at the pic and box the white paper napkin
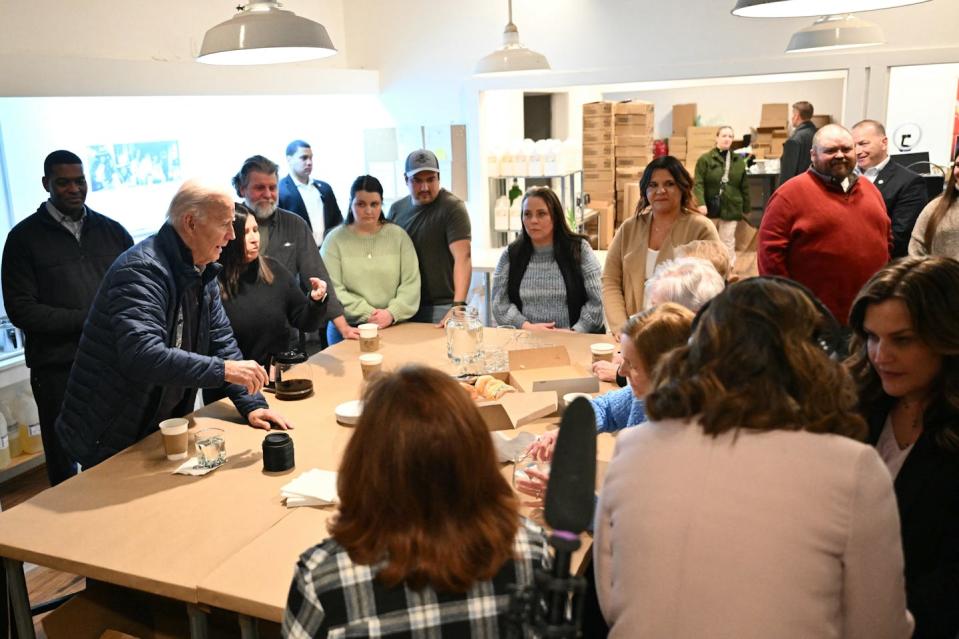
[281,469,339,508]
[492,431,538,463]
[173,457,224,476]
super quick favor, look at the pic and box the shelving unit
[487,171,586,247]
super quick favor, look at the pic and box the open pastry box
[474,345,599,431]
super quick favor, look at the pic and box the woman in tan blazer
[595,277,913,639]
[601,156,719,333]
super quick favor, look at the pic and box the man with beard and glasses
[232,155,357,342]
[758,124,891,328]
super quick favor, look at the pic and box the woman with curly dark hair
[847,256,959,639]
[594,277,912,639]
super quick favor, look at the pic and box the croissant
[474,375,516,400]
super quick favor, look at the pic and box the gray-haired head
[644,257,726,312]
[231,155,279,198]
[166,179,234,228]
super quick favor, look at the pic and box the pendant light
[732,0,929,17]
[197,1,337,65]
[474,0,551,76]
[786,14,885,53]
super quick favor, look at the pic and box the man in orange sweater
[758,124,891,326]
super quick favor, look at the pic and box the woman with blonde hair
[595,277,912,639]
[283,365,547,637]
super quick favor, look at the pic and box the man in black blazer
[277,139,343,246]
[778,101,817,187]
[853,120,929,258]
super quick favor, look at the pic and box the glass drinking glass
[195,428,226,469]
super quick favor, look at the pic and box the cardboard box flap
[477,391,558,431]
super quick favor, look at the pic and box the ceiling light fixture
[786,14,885,53]
[197,1,337,65]
[732,0,929,18]
[474,0,551,76]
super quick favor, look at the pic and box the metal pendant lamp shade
[197,1,337,65]
[786,14,884,53]
[475,0,550,76]
[732,0,929,17]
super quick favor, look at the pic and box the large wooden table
[0,323,617,638]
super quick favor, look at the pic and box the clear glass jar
[446,306,485,367]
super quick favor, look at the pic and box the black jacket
[55,223,267,468]
[278,174,343,240]
[868,403,959,639]
[1,204,133,369]
[778,120,818,187]
[872,161,929,258]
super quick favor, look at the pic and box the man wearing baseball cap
[389,149,472,324]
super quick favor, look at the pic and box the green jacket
[692,148,750,221]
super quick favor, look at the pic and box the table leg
[3,558,34,639]
[187,603,209,639]
[238,613,260,639]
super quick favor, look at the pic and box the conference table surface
[0,322,617,631]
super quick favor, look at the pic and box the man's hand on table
[247,408,293,431]
[225,359,269,395]
[368,309,394,329]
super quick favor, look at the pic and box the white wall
[886,63,959,167]
[0,95,394,237]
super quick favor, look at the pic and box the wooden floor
[1,465,86,638]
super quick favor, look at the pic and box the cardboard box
[760,103,790,129]
[583,115,614,131]
[613,113,652,127]
[613,100,654,115]
[583,155,613,170]
[614,134,653,147]
[594,203,616,249]
[668,135,686,150]
[477,390,558,431]
[811,114,832,129]
[582,142,614,157]
[583,101,614,117]
[583,129,613,145]
[615,158,650,170]
[672,103,698,135]
[42,582,188,639]
[615,145,653,159]
[583,169,614,182]
[614,125,654,137]
[622,182,641,221]
[686,126,718,141]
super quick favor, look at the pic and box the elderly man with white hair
[644,257,726,312]
[56,180,291,470]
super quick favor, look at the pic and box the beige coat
[601,209,719,332]
[594,418,914,639]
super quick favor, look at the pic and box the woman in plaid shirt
[283,365,549,638]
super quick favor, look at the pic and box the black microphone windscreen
[544,397,597,534]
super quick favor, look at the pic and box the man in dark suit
[853,119,929,258]
[277,139,343,247]
[778,101,818,187]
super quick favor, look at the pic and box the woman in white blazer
[594,277,913,639]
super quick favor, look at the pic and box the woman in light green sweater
[321,175,421,345]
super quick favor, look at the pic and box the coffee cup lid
[591,343,615,353]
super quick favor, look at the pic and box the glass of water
[195,428,226,469]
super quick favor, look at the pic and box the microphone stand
[506,530,587,638]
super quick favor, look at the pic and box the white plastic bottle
[0,411,10,468]
[16,393,43,454]
[0,390,21,457]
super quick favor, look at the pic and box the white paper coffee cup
[590,343,616,363]
[358,323,378,339]
[359,353,384,380]
[159,418,189,461]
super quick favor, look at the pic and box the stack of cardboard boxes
[613,100,654,224]
[752,103,790,159]
[669,103,697,168]
[685,126,716,177]
[582,101,616,247]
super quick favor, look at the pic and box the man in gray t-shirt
[389,149,472,324]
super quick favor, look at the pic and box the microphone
[544,396,597,534]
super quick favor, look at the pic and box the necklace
[892,398,925,450]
